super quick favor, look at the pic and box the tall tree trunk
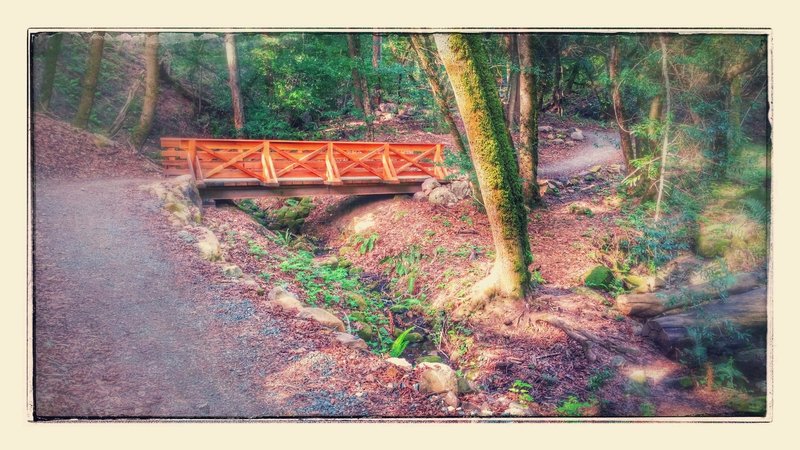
[609,37,635,171]
[643,95,663,156]
[435,33,533,301]
[504,34,520,129]
[372,34,383,106]
[654,35,671,222]
[73,32,105,129]
[517,33,542,206]
[408,34,468,156]
[564,61,581,97]
[131,33,159,150]
[224,33,246,136]
[38,33,64,111]
[347,34,373,119]
[549,36,564,115]
[728,74,744,151]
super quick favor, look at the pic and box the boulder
[333,332,369,350]
[196,228,222,261]
[421,177,441,194]
[177,230,196,243]
[503,402,531,417]
[428,186,458,206]
[221,264,243,279]
[386,357,413,371]
[550,138,564,145]
[443,391,460,408]
[570,129,585,141]
[299,307,346,332]
[584,265,614,290]
[449,180,472,200]
[412,191,428,202]
[268,286,304,312]
[416,362,458,395]
[538,125,554,132]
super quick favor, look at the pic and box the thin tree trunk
[131,33,159,150]
[73,32,105,129]
[549,36,563,115]
[372,34,383,106]
[408,34,468,156]
[517,33,542,206]
[609,37,635,171]
[224,33,246,136]
[504,34,520,129]
[106,73,143,137]
[435,33,533,301]
[347,34,373,119]
[654,35,671,222]
[38,33,64,111]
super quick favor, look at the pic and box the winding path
[538,130,623,179]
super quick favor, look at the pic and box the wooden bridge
[161,138,447,199]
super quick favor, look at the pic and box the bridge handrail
[161,138,446,188]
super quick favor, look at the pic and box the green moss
[585,265,614,290]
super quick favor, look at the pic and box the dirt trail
[33,178,275,417]
[538,130,623,179]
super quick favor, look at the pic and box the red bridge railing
[161,138,446,189]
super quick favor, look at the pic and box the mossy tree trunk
[131,33,159,150]
[409,34,468,156]
[517,33,542,207]
[73,32,105,129]
[609,37,635,171]
[224,33,246,136]
[435,33,533,301]
[38,33,64,111]
[347,34,373,120]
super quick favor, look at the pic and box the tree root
[528,313,640,362]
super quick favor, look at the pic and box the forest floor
[32,113,745,418]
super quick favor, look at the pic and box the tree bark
[564,61,581,97]
[504,34,520,129]
[517,33,542,206]
[131,33,159,150]
[549,36,563,115]
[73,32,105,129]
[616,272,762,318]
[609,37,635,171]
[435,33,533,301]
[38,33,64,111]
[224,33,246,136]
[106,73,143,137]
[654,35,671,222]
[372,34,383,106]
[408,34,468,156]
[641,287,767,354]
[347,34,373,119]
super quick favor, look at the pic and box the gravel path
[538,130,623,179]
[33,178,278,418]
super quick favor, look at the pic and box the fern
[389,327,415,357]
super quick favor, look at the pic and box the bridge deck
[161,138,446,199]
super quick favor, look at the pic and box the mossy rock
[357,324,376,341]
[415,355,443,364]
[584,265,614,291]
[406,332,425,343]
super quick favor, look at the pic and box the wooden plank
[381,144,400,183]
[200,182,424,199]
